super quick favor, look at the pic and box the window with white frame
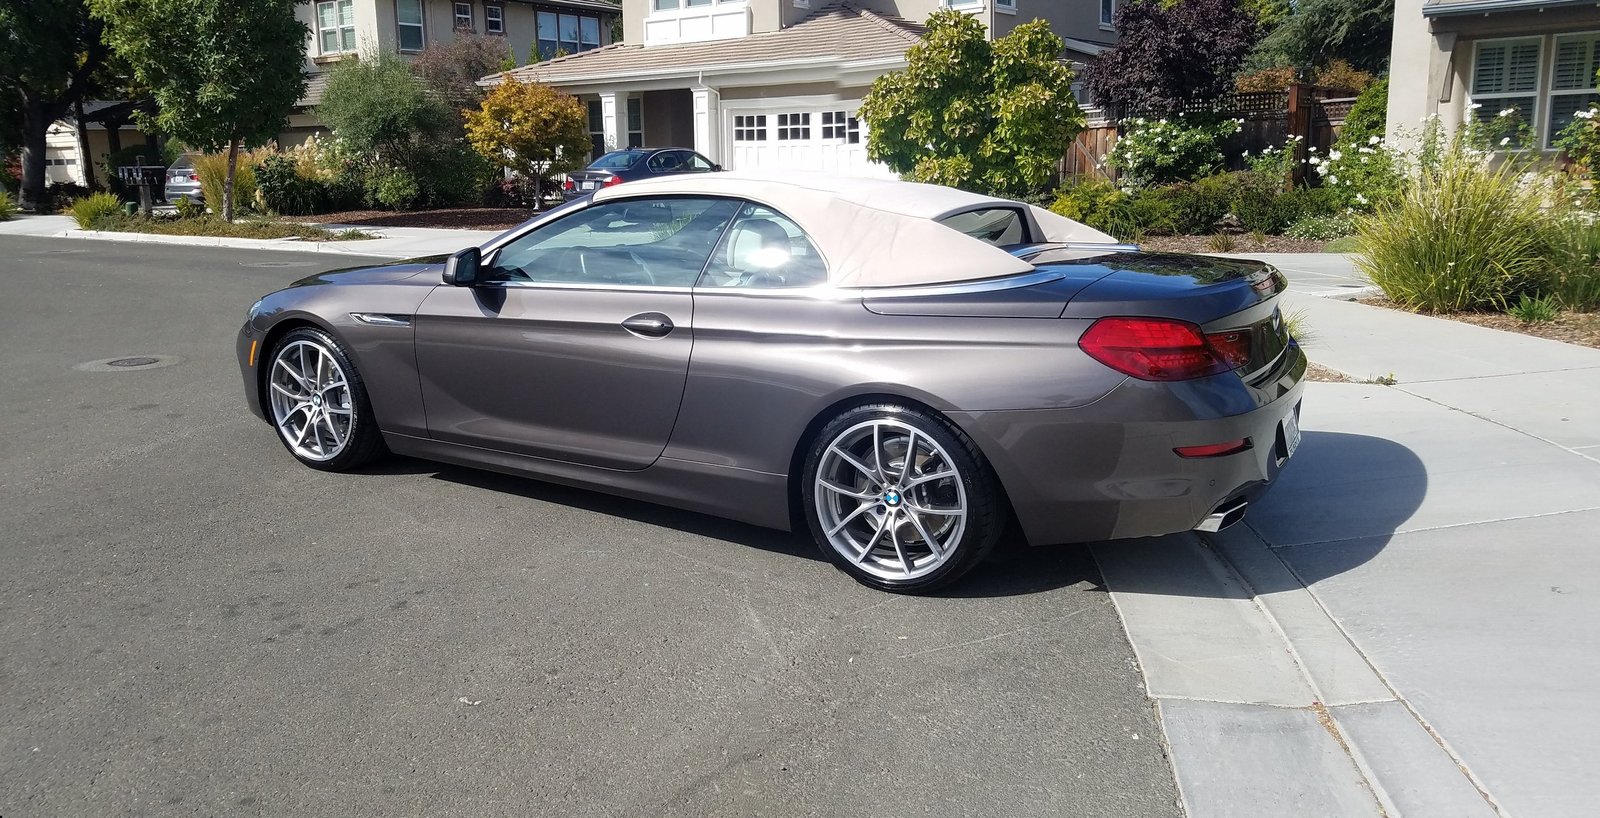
[655,0,723,9]
[485,4,504,34]
[395,0,425,51]
[734,115,767,142]
[1470,38,1543,147]
[1549,33,1600,148]
[454,2,473,30]
[821,111,861,144]
[316,0,356,53]
[943,0,981,8]
[776,113,811,141]
[626,97,644,148]
[996,0,1016,9]
[1100,0,1115,28]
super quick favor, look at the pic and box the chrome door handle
[621,312,674,338]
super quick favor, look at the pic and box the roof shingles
[489,1,924,86]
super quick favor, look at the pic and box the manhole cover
[75,355,184,373]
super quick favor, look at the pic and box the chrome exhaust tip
[1194,499,1248,533]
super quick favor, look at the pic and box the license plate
[1280,407,1301,461]
[169,176,185,184]
[580,181,597,190]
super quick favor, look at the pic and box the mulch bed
[1357,296,1600,350]
[280,207,543,231]
[1305,362,1357,383]
[1136,234,1333,254]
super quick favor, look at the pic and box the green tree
[93,0,308,221]
[463,77,590,204]
[858,10,1084,196]
[0,0,111,210]
[317,50,452,163]
[1247,0,1393,74]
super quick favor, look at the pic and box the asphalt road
[0,236,1178,818]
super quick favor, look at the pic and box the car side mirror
[711,164,723,172]
[443,247,480,286]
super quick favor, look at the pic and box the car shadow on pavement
[1085,430,1428,598]
[384,458,825,563]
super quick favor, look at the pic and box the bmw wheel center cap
[884,489,902,507]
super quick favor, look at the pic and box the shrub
[1549,214,1600,311]
[368,166,421,210]
[1306,138,1405,211]
[1507,294,1559,323]
[255,153,329,216]
[1284,212,1356,240]
[69,192,125,229]
[1312,60,1374,94]
[1207,233,1238,252]
[172,195,205,219]
[1355,140,1556,312]
[1109,117,1243,187]
[43,182,92,214]
[1160,173,1240,234]
[193,151,261,214]
[1340,78,1389,147]
[0,190,15,220]
[418,141,497,207]
[1049,179,1179,240]
[1235,66,1296,93]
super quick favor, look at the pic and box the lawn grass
[91,214,374,241]
[1322,236,1360,253]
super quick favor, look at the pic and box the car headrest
[727,218,792,272]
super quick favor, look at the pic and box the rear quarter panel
[663,290,1128,475]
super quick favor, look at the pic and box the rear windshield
[936,208,1030,246]
[589,150,648,170]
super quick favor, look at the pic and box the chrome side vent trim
[350,313,412,327]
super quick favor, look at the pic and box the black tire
[801,403,1006,594]
[263,326,386,472]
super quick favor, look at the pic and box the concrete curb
[54,229,401,257]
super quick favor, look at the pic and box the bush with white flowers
[1108,116,1244,188]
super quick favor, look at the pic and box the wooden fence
[1062,85,1359,185]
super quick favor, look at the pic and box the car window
[698,204,828,289]
[936,207,1030,246]
[487,197,740,288]
[589,150,647,170]
[647,151,683,172]
[680,152,716,172]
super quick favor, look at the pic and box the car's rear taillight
[188,174,198,181]
[603,175,624,187]
[1080,317,1248,381]
[562,178,574,191]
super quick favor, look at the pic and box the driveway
[0,237,1178,817]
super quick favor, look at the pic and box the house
[1385,0,1599,152]
[286,0,623,142]
[40,1,623,184]
[488,0,1118,176]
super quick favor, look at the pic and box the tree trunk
[223,138,239,223]
[73,97,97,190]
[19,95,53,212]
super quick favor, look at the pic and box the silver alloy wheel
[268,339,354,462]
[814,418,968,582]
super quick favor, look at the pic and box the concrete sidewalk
[1098,293,1600,816]
[0,213,503,258]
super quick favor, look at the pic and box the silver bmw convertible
[237,173,1305,593]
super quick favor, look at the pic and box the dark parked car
[561,147,719,199]
[237,174,1305,593]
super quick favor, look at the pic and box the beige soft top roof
[590,172,1117,288]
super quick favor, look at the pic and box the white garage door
[723,104,896,178]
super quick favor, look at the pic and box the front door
[414,196,741,470]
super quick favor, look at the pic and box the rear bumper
[953,343,1307,546]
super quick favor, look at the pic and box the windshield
[588,150,648,170]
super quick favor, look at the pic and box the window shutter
[1507,42,1540,93]
[1553,36,1600,91]
[1473,45,1507,95]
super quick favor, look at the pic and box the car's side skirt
[381,433,793,533]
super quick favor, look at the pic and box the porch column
[692,86,721,165]
[599,91,621,153]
